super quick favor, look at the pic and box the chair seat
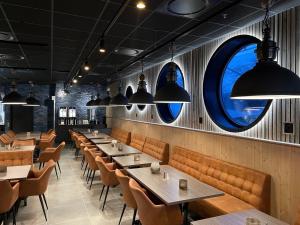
[189,193,254,218]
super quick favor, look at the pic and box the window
[125,86,133,110]
[156,62,184,123]
[203,35,271,132]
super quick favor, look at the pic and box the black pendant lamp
[154,43,191,103]
[86,95,96,108]
[24,92,40,107]
[129,61,154,105]
[110,85,128,107]
[94,93,102,107]
[231,5,300,99]
[2,83,26,105]
[101,89,111,107]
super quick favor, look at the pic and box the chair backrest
[111,128,131,145]
[0,150,33,166]
[115,169,137,209]
[142,137,169,164]
[0,180,19,214]
[12,138,35,147]
[295,207,300,225]
[95,156,118,186]
[169,146,271,213]
[53,141,66,161]
[130,133,145,151]
[6,130,16,138]
[35,159,55,194]
[85,149,98,170]
[0,134,11,145]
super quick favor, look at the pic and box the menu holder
[179,179,188,190]
[0,165,7,173]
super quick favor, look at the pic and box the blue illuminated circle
[203,35,271,132]
[156,62,184,123]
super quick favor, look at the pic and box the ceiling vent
[159,0,222,19]
[114,47,143,56]
[0,32,14,41]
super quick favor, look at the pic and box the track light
[99,38,106,53]
[136,0,146,9]
[72,79,78,84]
[83,61,90,71]
[78,75,83,78]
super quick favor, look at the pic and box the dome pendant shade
[24,96,40,106]
[110,87,128,106]
[86,96,96,107]
[129,74,154,105]
[154,62,191,103]
[94,94,102,107]
[2,91,26,105]
[231,61,300,99]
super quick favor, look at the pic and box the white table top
[191,209,288,225]
[127,165,223,206]
[0,165,31,180]
[14,132,41,141]
[97,143,141,157]
[0,145,36,151]
[84,133,109,139]
[113,153,161,168]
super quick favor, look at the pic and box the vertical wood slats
[111,7,300,146]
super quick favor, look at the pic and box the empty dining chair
[6,130,16,138]
[115,169,138,225]
[129,178,183,225]
[0,134,12,146]
[95,156,119,211]
[12,138,36,147]
[19,160,55,221]
[0,180,19,225]
[38,141,66,179]
[80,142,98,170]
[38,133,56,152]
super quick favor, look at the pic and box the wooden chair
[19,160,55,221]
[38,134,56,151]
[129,178,182,225]
[95,156,119,211]
[84,149,102,189]
[115,169,138,225]
[0,181,19,225]
[6,130,16,138]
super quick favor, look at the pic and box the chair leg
[12,205,16,225]
[118,204,126,225]
[132,208,137,225]
[54,165,59,179]
[81,156,85,169]
[83,163,88,177]
[38,195,47,221]
[89,170,95,190]
[102,186,110,211]
[42,194,48,210]
[57,161,62,174]
[39,162,42,169]
[86,169,91,183]
[3,212,7,225]
[99,185,105,201]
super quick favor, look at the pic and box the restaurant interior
[0,0,300,224]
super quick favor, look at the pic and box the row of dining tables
[78,129,288,225]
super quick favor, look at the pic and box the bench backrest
[142,137,169,164]
[0,150,33,166]
[111,128,131,145]
[130,133,145,151]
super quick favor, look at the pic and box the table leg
[182,202,189,225]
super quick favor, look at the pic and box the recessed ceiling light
[72,79,78,84]
[99,38,106,54]
[83,61,90,71]
[78,75,83,78]
[136,0,146,9]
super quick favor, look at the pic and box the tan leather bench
[111,128,131,145]
[142,137,169,164]
[169,146,271,218]
[129,133,146,151]
[0,150,33,166]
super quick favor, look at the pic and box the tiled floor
[15,146,136,225]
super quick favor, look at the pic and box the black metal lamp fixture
[2,83,26,105]
[99,37,106,54]
[231,3,300,99]
[154,43,191,103]
[101,88,111,107]
[94,93,102,107]
[24,92,40,107]
[129,61,154,105]
[110,85,128,107]
[86,95,96,108]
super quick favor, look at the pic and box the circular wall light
[125,86,133,110]
[203,35,272,132]
[156,62,185,123]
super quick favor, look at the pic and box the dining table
[191,209,288,225]
[90,138,113,144]
[0,165,31,180]
[14,132,41,141]
[127,165,224,225]
[84,133,109,139]
[113,153,161,168]
[96,143,141,158]
[0,145,36,151]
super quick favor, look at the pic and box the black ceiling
[0,0,297,85]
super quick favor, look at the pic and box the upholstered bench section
[0,150,33,166]
[169,146,271,217]
[142,137,169,164]
[111,128,131,145]
[130,133,145,151]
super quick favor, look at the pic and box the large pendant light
[86,95,96,108]
[231,5,300,99]
[101,88,111,107]
[129,61,154,105]
[94,93,102,107]
[24,92,40,107]
[2,83,26,105]
[154,43,191,103]
[110,85,128,107]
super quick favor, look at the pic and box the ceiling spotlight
[78,75,83,78]
[99,38,106,53]
[83,61,90,71]
[72,79,78,84]
[136,0,146,9]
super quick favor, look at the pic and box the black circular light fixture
[231,6,300,99]
[125,86,133,110]
[110,86,128,107]
[2,84,26,105]
[86,95,96,107]
[24,92,40,107]
[154,61,190,103]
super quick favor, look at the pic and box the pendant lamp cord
[263,6,270,32]
[141,59,144,73]
[170,42,175,62]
